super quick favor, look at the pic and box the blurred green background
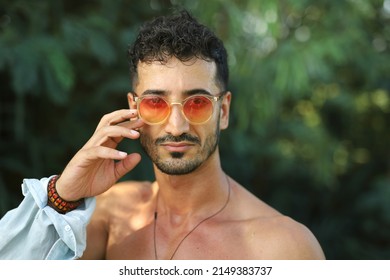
[0,0,389,259]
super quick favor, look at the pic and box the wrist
[47,175,83,214]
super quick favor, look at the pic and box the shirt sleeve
[0,176,96,260]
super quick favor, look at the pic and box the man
[0,10,325,260]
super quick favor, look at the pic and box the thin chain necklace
[153,175,231,260]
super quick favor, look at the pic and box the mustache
[155,134,201,145]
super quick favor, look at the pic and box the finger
[96,109,138,131]
[116,118,144,130]
[87,124,141,147]
[83,146,129,161]
[114,153,142,179]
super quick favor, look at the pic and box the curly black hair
[128,10,228,90]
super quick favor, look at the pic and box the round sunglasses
[132,91,227,125]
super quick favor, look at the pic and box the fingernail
[130,130,139,136]
[118,151,127,157]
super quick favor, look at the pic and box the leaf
[42,65,69,104]
[88,31,117,65]
[45,46,75,92]
[10,40,40,95]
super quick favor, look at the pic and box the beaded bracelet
[47,175,83,214]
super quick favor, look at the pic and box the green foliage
[0,0,389,259]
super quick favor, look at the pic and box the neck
[152,153,232,260]
[153,152,229,222]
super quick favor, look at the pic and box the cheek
[194,124,216,142]
[139,125,163,141]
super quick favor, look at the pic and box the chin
[170,152,184,159]
[155,158,202,176]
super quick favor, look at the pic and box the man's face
[129,57,230,175]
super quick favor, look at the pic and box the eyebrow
[141,89,166,96]
[184,89,212,96]
[141,88,212,96]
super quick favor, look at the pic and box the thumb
[114,153,142,179]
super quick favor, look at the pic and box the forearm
[0,176,96,260]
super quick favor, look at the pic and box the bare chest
[105,219,260,260]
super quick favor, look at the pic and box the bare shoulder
[91,180,156,229]
[253,215,325,259]
[82,180,155,259]
[96,180,155,212]
[231,182,325,259]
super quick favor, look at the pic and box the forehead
[134,57,219,94]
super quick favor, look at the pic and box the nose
[164,103,190,136]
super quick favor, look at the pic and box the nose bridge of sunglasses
[164,99,201,124]
[169,101,184,107]
[168,102,186,121]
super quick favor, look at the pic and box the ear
[219,91,231,130]
[127,92,137,109]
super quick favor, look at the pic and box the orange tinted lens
[183,96,213,123]
[139,96,170,124]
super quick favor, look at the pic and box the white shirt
[0,176,95,259]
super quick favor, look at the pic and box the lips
[160,142,195,153]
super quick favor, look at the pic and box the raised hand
[54,109,144,201]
